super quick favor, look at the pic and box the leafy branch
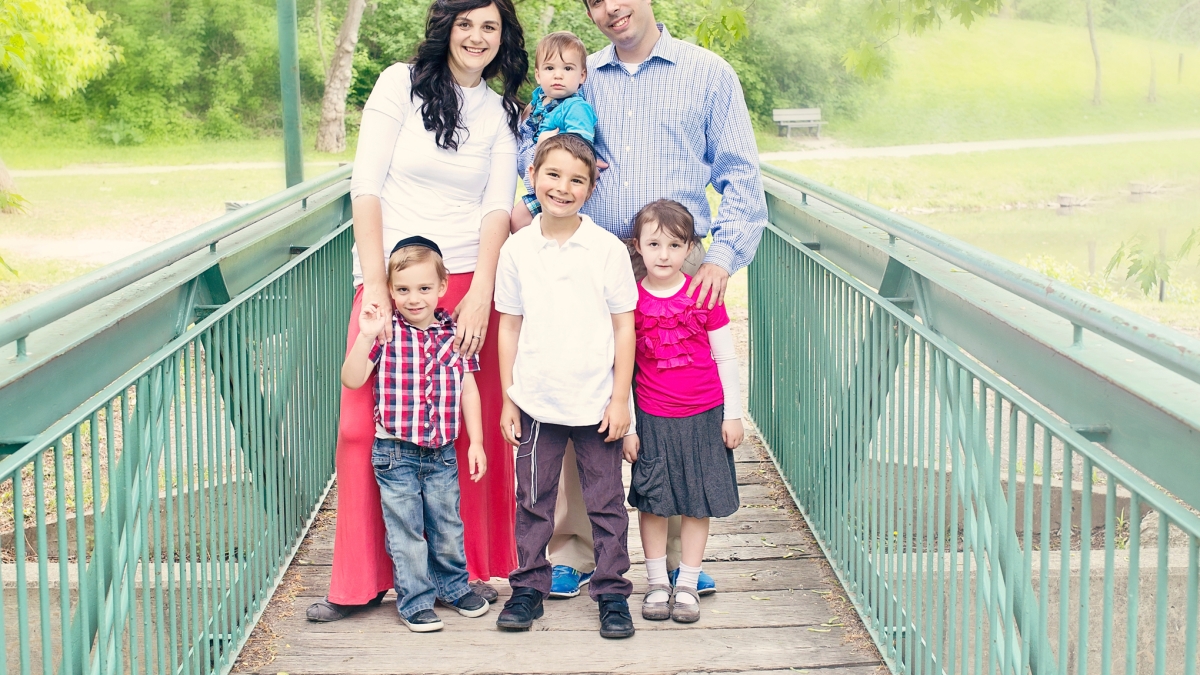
[1105,228,1200,300]
[844,0,1003,78]
[695,0,751,55]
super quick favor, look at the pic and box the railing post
[277,0,304,187]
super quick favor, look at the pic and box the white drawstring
[516,420,543,504]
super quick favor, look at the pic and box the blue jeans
[372,438,471,619]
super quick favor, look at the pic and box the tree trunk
[0,156,19,214]
[315,0,367,154]
[314,0,329,77]
[1085,0,1102,105]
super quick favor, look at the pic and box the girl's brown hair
[632,199,698,245]
[531,133,598,186]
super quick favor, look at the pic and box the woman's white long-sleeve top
[349,63,517,280]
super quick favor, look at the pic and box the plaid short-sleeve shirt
[369,309,480,448]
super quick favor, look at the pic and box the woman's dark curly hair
[409,0,527,151]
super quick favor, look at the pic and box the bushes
[0,0,877,142]
[350,0,874,126]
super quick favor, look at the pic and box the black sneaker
[496,587,545,631]
[597,593,635,639]
[400,608,444,633]
[448,590,489,617]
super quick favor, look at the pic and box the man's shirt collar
[597,23,678,69]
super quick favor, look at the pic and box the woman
[307,0,526,621]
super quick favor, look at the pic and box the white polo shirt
[494,215,638,426]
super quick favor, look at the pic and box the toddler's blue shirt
[517,87,598,187]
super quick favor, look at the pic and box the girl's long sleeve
[708,325,741,419]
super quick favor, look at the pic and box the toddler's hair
[632,199,699,246]
[535,31,588,71]
[531,133,598,186]
[388,245,448,284]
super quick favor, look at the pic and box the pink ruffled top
[633,276,730,418]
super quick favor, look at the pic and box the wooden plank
[298,542,816,566]
[259,626,864,675]
[695,668,884,675]
[283,589,839,636]
[234,427,883,675]
[292,558,833,595]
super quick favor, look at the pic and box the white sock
[645,556,669,602]
[675,563,702,604]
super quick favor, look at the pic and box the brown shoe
[641,583,672,621]
[670,586,701,623]
[470,580,500,604]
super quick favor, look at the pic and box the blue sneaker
[549,565,593,598]
[668,568,716,596]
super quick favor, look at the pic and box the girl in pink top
[623,199,744,624]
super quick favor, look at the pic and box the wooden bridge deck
[232,435,885,675]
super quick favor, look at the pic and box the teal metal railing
[0,170,353,674]
[751,167,1200,675]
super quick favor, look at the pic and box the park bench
[773,107,825,138]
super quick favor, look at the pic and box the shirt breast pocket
[655,105,703,158]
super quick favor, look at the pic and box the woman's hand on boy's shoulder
[722,418,744,450]
[622,434,640,463]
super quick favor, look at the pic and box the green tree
[844,0,1004,77]
[1,0,118,216]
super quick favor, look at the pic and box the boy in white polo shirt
[493,134,638,639]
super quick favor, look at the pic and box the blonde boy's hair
[388,246,448,284]
[535,31,588,71]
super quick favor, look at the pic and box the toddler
[493,133,638,639]
[511,30,598,232]
[341,236,490,632]
[624,200,744,623]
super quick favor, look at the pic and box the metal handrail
[0,164,353,349]
[760,162,1200,385]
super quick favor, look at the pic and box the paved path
[759,128,1200,162]
[231,438,884,675]
[9,161,343,178]
[14,129,1200,178]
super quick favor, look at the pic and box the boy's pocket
[371,440,393,471]
[630,455,666,508]
[439,444,458,467]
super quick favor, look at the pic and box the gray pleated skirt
[627,406,740,519]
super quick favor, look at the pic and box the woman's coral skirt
[326,275,517,604]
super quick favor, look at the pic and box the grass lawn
[0,135,355,170]
[772,139,1200,210]
[774,140,1200,336]
[0,162,348,308]
[828,18,1200,146]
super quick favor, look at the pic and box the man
[529,0,768,599]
